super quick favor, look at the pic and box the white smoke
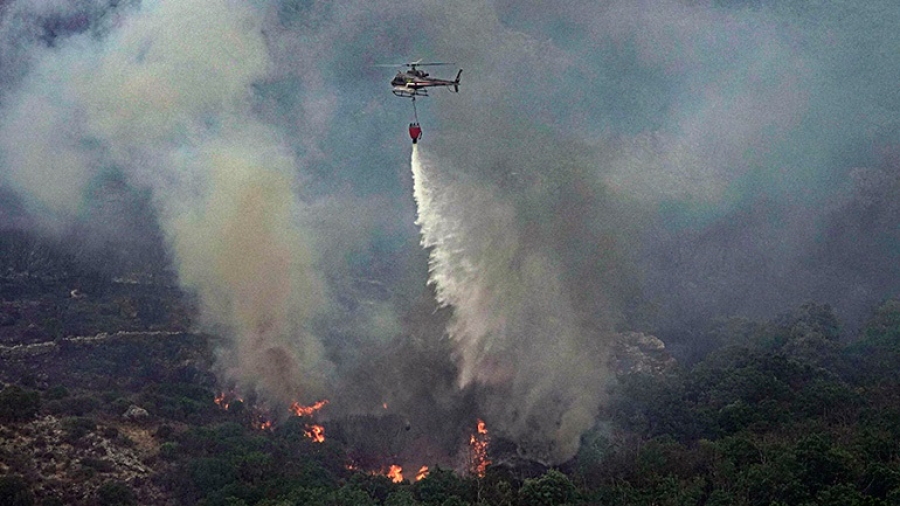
[412,145,609,463]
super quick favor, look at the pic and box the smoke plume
[0,0,330,406]
[2,0,900,467]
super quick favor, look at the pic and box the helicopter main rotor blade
[407,62,455,66]
[374,61,456,67]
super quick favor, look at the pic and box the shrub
[44,394,101,417]
[95,480,136,506]
[42,385,69,401]
[0,385,41,423]
[0,475,34,506]
[61,416,97,443]
[159,442,180,460]
[81,457,116,473]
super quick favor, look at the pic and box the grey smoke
[1,0,899,466]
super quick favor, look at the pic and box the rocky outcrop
[612,331,677,377]
[0,415,172,505]
[123,405,149,421]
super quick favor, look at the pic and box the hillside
[3,231,900,505]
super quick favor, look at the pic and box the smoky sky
[1,0,899,465]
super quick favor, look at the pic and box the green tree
[414,467,472,505]
[737,448,809,506]
[775,302,841,343]
[386,489,421,506]
[188,457,238,496]
[440,496,468,506]
[334,484,379,506]
[347,472,396,504]
[384,488,420,506]
[846,298,900,383]
[859,299,900,345]
[518,470,576,506]
[794,435,855,495]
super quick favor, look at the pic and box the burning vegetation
[213,393,493,482]
[469,419,490,477]
[355,464,429,484]
[213,391,241,411]
[304,424,325,443]
[214,393,329,441]
[290,399,329,417]
[291,399,329,443]
[387,464,403,483]
[213,392,229,409]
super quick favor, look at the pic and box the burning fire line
[290,399,329,417]
[384,464,430,483]
[216,394,442,481]
[215,393,329,439]
[214,391,275,431]
[343,463,429,483]
[290,399,329,443]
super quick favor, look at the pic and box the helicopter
[377,60,462,143]
[384,61,463,98]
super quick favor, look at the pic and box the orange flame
[415,466,429,481]
[387,465,403,483]
[469,419,490,477]
[290,399,329,417]
[214,391,243,410]
[304,424,325,443]
[214,391,245,411]
[254,419,273,431]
